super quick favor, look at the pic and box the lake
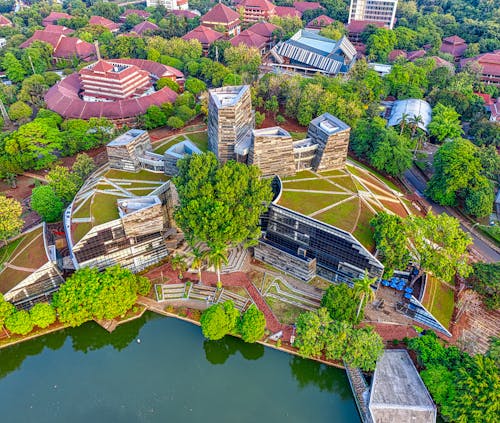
[0,312,360,423]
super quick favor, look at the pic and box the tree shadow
[203,335,264,365]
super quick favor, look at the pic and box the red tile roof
[182,25,223,46]
[347,19,385,33]
[91,60,114,73]
[475,92,493,105]
[202,3,240,25]
[44,24,74,35]
[131,21,159,35]
[306,14,334,28]
[120,9,151,20]
[89,15,121,32]
[430,56,454,69]
[293,1,322,13]
[239,0,276,12]
[170,10,199,19]
[54,37,96,61]
[247,21,278,38]
[0,14,12,26]
[443,35,465,45]
[230,29,267,49]
[42,11,72,26]
[407,49,426,61]
[20,29,62,49]
[388,49,407,62]
[440,35,467,57]
[275,6,302,18]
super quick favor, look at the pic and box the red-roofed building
[461,51,500,86]
[230,29,267,52]
[0,15,12,27]
[42,11,72,27]
[346,19,385,43]
[306,14,334,29]
[170,9,199,19]
[237,0,276,23]
[44,24,74,35]
[201,3,241,37]
[20,29,64,49]
[89,15,121,33]
[388,49,407,62]
[183,25,223,54]
[407,49,426,61]
[246,21,278,49]
[293,1,322,13]
[120,9,151,22]
[131,21,159,35]
[275,6,302,18]
[440,35,467,61]
[489,99,500,122]
[430,56,454,70]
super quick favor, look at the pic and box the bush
[136,276,151,296]
[30,302,56,328]
[175,104,195,122]
[174,91,195,108]
[184,77,206,95]
[276,115,286,124]
[5,310,34,335]
[30,185,65,222]
[239,304,266,343]
[157,77,180,92]
[167,116,184,129]
[8,101,32,122]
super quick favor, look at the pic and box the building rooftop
[387,99,432,132]
[209,85,250,108]
[131,20,159,35]
[183,25,224,45]
[275,6,302,18]
[347,19,386,33]
[120,9,151,20]
[306,14,334,28]
[201,3,240,25]
[253,127,291,138]
[0,14,12,26]
[230,29,267,49]
[369,350,436,423]
[247,21,279,38]
[89,15,120,31]
[42,11,72,26]
[310,112,350,134]
[293,1,322,13]
[107,129,147,147]
[239,0,276,12]
[117,196,161,218]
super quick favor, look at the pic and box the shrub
[167,116,184,129]
[157,77,180,92]
[136,276,151,296]
[30,303,56,328]
[8,101,32,122]
[5,310,34,335]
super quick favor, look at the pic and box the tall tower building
[348,0,398,30]
[207,85,254,163]
[146,0,188,11]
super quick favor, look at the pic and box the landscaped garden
[153,131,209,155]
[278,162,413,251]
[421,276,455,329]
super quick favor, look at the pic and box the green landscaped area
[186,132,209,152]
[421,276,455,329]
[289,131,307,141]
[70,167,170,245]
[278,166,411,251]
[153,136,185,155]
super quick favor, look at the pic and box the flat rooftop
[310,112,350,134]
[370,350,436,414]
[209,85,249,108]
[252,127,292,138]
[107,129,147,147]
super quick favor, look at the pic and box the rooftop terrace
[107,129,147,147]
[209,85,250,108]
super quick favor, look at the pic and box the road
[403,167,500,263]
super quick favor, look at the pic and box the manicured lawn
[318,169,346,177]
[352,204,376,251]
[326,175,357,192]
[91,194,123,226]
[422,276,455,329]
[279,192,349,216]
[105,169,168,182]
[282,178,343,192]
[9,231,45,270]
[346,159,400,191]
[186,132,209,152]
[153,136,185,155]
[282,170,316,181]
[0,237,24,270]
[72,198,92,219]
[72,222,92,244]
[289,131,307,141]
[315,198,359,231]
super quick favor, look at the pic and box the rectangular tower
[208,85,254,163]
[248,127,296,177]
[308,113,350,171]
[348,0,398,30]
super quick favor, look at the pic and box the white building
[146,0,188,10]
[348,0,398,30]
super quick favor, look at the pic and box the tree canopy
[0,195,23,242]
[200,300,239,341]
[239,304,266,343]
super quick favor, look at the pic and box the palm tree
[409,114,424,138]
[399,113,410,135]
[171,254,187,280]
[353,272,377,319]
[207,244,228,289]
[189,246,207,285]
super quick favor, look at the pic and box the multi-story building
[461,51,500,86]
[201,3,241,37]
[348,0,398,30]
[182,25,224,55]
[236,0,276,23]
[146,0,188,11]
[207,85,254,163]
[79,60,152,101]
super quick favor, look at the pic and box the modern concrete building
[348,0,398,30]
[106,129,155,172]
[146,0,188,10]
[208,85,254,163]
[369,350,437,423]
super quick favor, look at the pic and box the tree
[171,254,187,280]
[294,307,332,358]
[469,262,500,310]
[2,52,26,83]
[5,310,33,335]
[72,153,95,181]
[224,45,261,81]
[321,283,360,324]
[353,273,377,319]
[8,101,32,122]
[200,301,240,340]
[143,105,167,129]
[156,77,180,92]
[319,22,347,40]
[264,95,279,119]
[0,293,15,332]
[184,77,206,95]
[239,304,266,343]
[370,130,412,176]
[366,28,397,62]
[167,116,184,129]
[370,212,410,275]
[0,195,23,243]
[18,74,49,107]
[30,185,65,223]
[428,103,463,142]
[407,211,472,282]
[46,165,82,204]
[344,326,384,371]
[270,15,303,40]
[207,244,228,289]
[464,177,494,217]
[189,245,206,284]
[324,321,352,361]
[29,302,56,328]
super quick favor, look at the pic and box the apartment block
[348,0,398,30]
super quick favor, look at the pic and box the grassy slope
[422,276,455,329]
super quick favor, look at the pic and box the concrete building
[236,0,276,23]
[146,0,188,11]
[106,129,154,172]
[248,127,296,177]
[369,350,437,423]
[208,85,254,163]
[348,0,398,30]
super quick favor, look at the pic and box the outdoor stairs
[344,362,373,423]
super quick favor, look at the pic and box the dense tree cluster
[468,262,500,310]
[200,301,266,343]
[0,195,23,242]
[409,332,500,423]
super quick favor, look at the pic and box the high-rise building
[207,85,254,163]
[146,0,188,11]
[348,0,398,30]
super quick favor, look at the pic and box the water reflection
[203,336,265,365]
[289,356,352,399]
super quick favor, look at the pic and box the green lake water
[0,312,360,423]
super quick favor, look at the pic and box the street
[403,168,500,263]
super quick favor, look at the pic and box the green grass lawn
[0,237,24,270]
[289,131,307,141]
[72,198,92,219]
[105,169,168,182]
[280,192,349,216]
[422,276,455,329]
[347,160,400,191]
[73,222,92,244]
[326,175,357,192]
[318,169,346,177]
[479,225,500,246]
[91,194,123,226]
[282,170,316,181]
[153,136,185,155]
[315,198,359,232]
[352,204,375,251]
[282,178,343,192]
[186,132,209,152]
[265,296,304,325]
